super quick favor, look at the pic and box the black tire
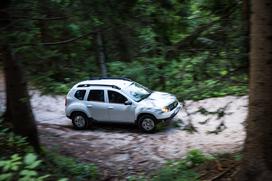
[72,112,89,130]
[138,115,157,133]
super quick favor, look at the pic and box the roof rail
[89,77,132,81]
[77,84,121,90]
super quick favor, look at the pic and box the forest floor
[0,73,247,180]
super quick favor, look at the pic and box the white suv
[65,78,181,132]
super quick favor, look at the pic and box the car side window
[108,90,127,104]
[87,90,105,102]
[74,90,86,100]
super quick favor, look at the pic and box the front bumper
[157,102,181,122]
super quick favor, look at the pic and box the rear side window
[74,90,86,100]
[108,90,127,104]
[88,90,105,102]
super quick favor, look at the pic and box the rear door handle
[87,105,92,108]
[108,107,114,109]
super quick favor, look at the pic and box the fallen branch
[198,118,211,125]
[11,31,95,47]
[207,120,227,134]
[207,165,236,181]
[0,16,67,21]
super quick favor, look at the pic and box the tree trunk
[3,46,40,152]
[96,31,108,77]
[242,0,250,74]
[2,74,12,125]
[112,25,131,62]
[1,0,40,152]
[235,0,272,180]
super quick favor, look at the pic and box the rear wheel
[138,115,157,133]
[72,112,89,130]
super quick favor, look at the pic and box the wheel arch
[136,113,157,124]
[70,111,90,119]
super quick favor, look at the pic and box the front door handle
[108,107,114,109]
[87,105,92,108]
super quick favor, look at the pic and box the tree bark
[1,0,40,152]
[2,74,12,125]
[114,28,131,62]
[235,0,272,180]
[96,31,108,77]
[242,0,250,74]
[2,46,40,152]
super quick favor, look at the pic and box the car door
[107,90,135,123]
[85,89,109,121]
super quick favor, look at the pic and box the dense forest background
[1,0,248,100]
[2,0,272,180]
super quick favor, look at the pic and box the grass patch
[0,120,97,181]
[128,150,241,181]
[151,150,215,181]
[43,150,98,181]
[127,149,215,181]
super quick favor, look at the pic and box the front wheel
[138,115,157,133]
[72,113,89,130]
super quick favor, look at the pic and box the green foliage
[0,154,22,172]
[0,153,50,181]
[0,124,33,155]
[108,55,247,100]
[6,134,29,149]
[32,77,71,95]
[148,149,214,181]
[127,175,147,181]
[2,0,247,99]
[153,169,198,181]
[45,151,98,181]
[185,149,215,167]
[108,150,215,181]
[233,153,243,161]
[0,121,96,181]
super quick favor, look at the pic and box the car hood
[139,91,177,108]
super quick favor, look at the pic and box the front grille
[168,101,178,111]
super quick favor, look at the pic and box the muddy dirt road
[0,73,247,179]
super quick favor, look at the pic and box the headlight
[161,107,170,113]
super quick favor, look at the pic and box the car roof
[74,79,132,90]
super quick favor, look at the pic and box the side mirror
[124,100,132,105]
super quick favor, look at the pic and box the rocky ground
[0,73,247,179]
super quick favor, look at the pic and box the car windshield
[123,82,152,102]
